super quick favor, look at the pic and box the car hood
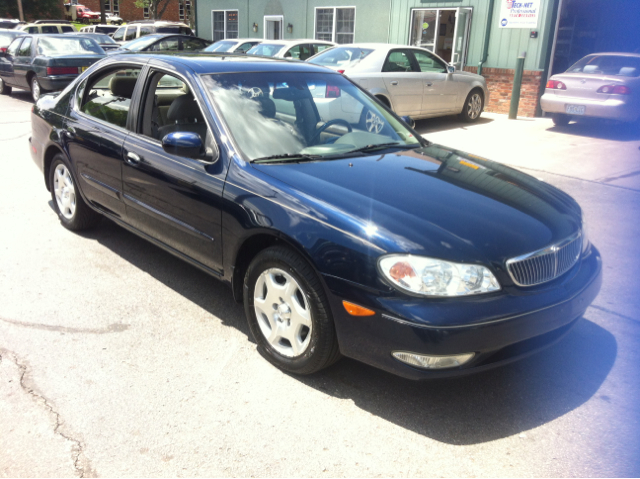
[252,144,582,265]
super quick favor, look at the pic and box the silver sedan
[308,43,489,122]
[541,52,640,125]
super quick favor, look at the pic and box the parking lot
[1,89,639,477]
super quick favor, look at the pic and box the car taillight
[46,67,80,76]
[0,47,6,54]
[326,85,341,98]
[546,80,566,90]
[597,84,631,95]
[337,69,345,74]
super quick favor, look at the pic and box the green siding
[197,0,557,70]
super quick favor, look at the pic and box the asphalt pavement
[1,90,639,477]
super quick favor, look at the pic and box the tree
[133,0,173,20]
[0,0,62,20]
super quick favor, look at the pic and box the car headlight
[379,255,501,297]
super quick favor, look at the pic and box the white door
[264,15,283,40]
[451,8,472,70]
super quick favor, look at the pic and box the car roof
[107,52,337,74]
[257,39,334,47]
[579,52,640,58]
[215,38,261,43]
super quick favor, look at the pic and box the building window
[212,10,238,41]
[315,7,355,44]
[143,6,149,18]
[112,0,119,14]
[179,0,191,21]
[104,0,111,12]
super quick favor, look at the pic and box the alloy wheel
[31,78,40,102]
[467,93,482,120]
[53,163,76,220]
[365,110,384,134]
[253,267,312,358]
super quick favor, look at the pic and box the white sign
[498,0,540,28]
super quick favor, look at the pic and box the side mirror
[162,131,209,160]
[400,115,415,129]
[447,65,456,74]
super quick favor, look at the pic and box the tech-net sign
[499,0,540,28]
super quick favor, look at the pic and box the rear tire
[459,89,484,122]
[49,154,102,231]
[244,246,341,375]
[0,78,11,95]
[30,76,44,102]
[551,113,571,126]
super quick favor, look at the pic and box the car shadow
[74,214,616,446]
[413,115,494,136]
[548,117,640,141]
[7,90,34,104]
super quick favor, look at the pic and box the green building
[195,0,640,117]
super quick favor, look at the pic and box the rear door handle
[126,151,141,165]
[426,82,433,87]
[390,81,398,86]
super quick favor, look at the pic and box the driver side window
[412,50,447,73]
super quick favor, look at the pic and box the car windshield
[309,47,374,68]
[204,40,236,52]
[202,71,421,162]
[85,34,115,44]
[246,43,285,57]
[121,35,163,51]
[567,55,640,77]
[37,37,104,56]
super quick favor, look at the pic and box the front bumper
[540,92,638,122]
[324,245,602,380]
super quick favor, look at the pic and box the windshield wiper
[251,153,323,164]
[345,142,416,154]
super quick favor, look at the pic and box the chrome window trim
[505,230,582,287]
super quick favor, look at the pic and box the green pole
[509,52,526,120]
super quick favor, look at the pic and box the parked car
[79,24,120,36]
[65,32,120,52]
[111,21,193,44]
[63,3,101,24]
[246,39,335,61]
[0,34,104,101]
[0,28,25,53]
[105,13,124,25]
[28,54,601,379]
[541,52,640,125]
[309,44,489,122]
[19,21,77,34]
[110,34,210,54]
[203,38,262,54]
[0,19,22,29]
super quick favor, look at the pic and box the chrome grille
[506,232,582,286]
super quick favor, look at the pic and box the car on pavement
[29,53,601,379]
[79,24,120,36]
[541,52,640,125]
[246,39,335,61]
[0,28,25,53]
[105,13,124,25]
[19,21,78,34]
[309,44,489,122]
[111,21,193,44]
[0,34,105,101]
[65,32,120,52]
[203,38,263,54]
[0,19,22,29]
[109,34,211,54]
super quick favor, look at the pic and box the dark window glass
[182,37,206,51]
[41,26,58,34]
[567,55,640,77]
[285,44,312,61]
[383,50,417,73]
[213,11,224,41]
[139,26,153,37]
[81,68,141,128]
[124,26,137,41]
[17,37,32,56]
[112,27,125,41]
[61,26,74,32]
[27,27,39,34]
[412,50,446,73]
[236,42,256,53]
[6,37,22,56]
[335,8,355,44]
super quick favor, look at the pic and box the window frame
[17,37,32,57]
[104,0,111,12]
[143,7,149,19]
[313,6,356,44]
[211,9,239,42]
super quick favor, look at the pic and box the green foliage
[0,0,63,21]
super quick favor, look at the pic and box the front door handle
[390,80,399,86]
[126,151,141,165]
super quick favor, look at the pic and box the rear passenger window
[41,26,58,34]
[124,26,137,41]
[149,38,179,51]
[17,37,32,56]
[80,68,142,128]
[285,44,311,61]
[182,37,206,51]
[382,50,416,73]
[27,27,39,34]
[139,26,153,37]
[61,26,74,33]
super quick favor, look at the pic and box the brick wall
[72,0,186,23]
[464,66,543,118]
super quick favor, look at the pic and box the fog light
[392,351,475,369]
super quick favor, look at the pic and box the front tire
[552,113,571,126]
[49,154,101,231]
[0,77,11,95]
[460,90,484,122]
[244,246,340,375]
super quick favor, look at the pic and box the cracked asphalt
[1,90,639,477]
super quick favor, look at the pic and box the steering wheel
[310,119,352,145]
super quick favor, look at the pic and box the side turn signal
[342,300,376,316]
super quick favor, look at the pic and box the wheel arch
[461,85,485,112]
[43,144,66,191]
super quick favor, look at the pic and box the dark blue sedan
[29,53,602,379]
